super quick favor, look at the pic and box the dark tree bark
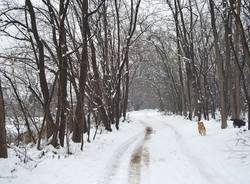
[0,80,7,158]
[175,0,194,120]
[25,0,55,139]
[167,0,187,116]
[72,0,89,143]
[50,0,70,147]
[209,0,227,128]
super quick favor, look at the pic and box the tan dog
[197,121,206,136]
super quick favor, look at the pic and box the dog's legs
[199,130,202,136]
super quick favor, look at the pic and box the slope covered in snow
[0,110,249,184]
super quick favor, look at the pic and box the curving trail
[99,110,242,184]
[1,110,247,184]
[97,131,144,184]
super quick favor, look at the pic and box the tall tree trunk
[223,0,233,117]
[52,0,69,147]
[122,52,129,120]
[72,0,88,142]
[176,0,193,119]
[167,0,186,116]
[0,80,7,158]
[233,0,241,119]
[114,0,121,129]
[229,23,250,130]
[229,0,250,129]
[25,0,55,139]
[209,0,227,128]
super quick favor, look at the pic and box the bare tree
[209,0,227,128]
[0,80,7,158]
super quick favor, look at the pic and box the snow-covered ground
[0,110,249,184]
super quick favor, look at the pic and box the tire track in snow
[128,127,152,184]
[97,130,144,184]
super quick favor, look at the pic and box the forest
[0,0,249,164]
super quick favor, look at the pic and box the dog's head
[198,121,204,127]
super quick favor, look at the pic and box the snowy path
[141,113,232,184]
[0,110,249,184]
[102,111,248,184]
